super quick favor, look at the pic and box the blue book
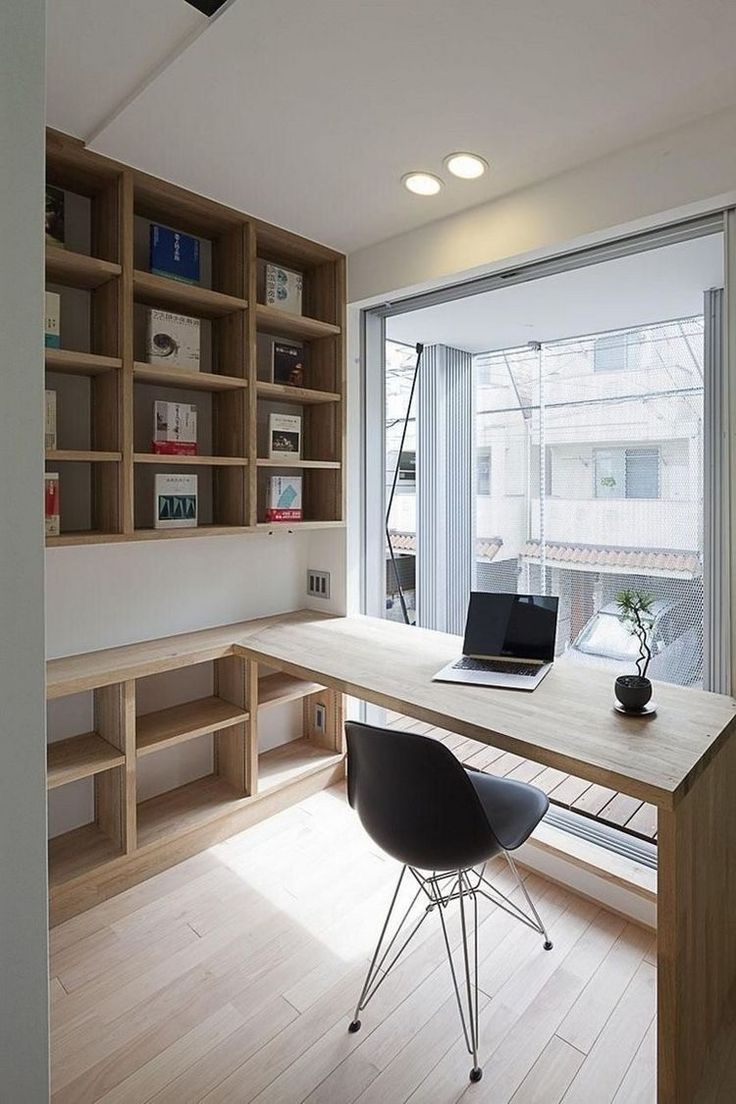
[150,224,200,285]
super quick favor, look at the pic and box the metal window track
[544,803,658,871]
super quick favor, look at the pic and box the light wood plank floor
[51,783,657,1103]
[386,711,659,844]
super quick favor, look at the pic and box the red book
[45,472,60,536]
[151,441,198,456]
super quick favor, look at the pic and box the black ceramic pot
[614,675,652,712]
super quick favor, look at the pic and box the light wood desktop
[235,612,736,1104]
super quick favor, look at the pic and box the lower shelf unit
[46,635,345,925]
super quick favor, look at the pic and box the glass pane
[385,340,417,623]
[474,315,705,686]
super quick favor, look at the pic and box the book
[256,334,306,385]
[154,473,198,528]
[268,413,302,460]
[45,390,57,451]
[45,291,61,348]
[266,475,303,522]
[45,186,65,248]
[150,224,201,284]
[45,473,60,536]
[264,263,303,315]
[146,309,200,372]
[153,400,198,456]
[273,340,306,387]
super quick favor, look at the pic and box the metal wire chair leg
[435,870,483,1082]
[348,864,431,1033]
[503,849,553,950]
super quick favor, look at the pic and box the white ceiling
[47,0,736,252]
[386,235,724,352]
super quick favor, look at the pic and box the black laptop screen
[462,592,559,662]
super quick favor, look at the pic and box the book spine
[45,390,57,450]
[265,507,303,522]
[151,442,198,456]
[45,473,60,536]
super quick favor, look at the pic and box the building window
[477,447,492,495]
[594,447,660,499]
[593,333,631,373]
[398,449,416,487]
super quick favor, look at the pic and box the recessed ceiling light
[444,152,488,180]
[402,172,443,196]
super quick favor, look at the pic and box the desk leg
[657,731,736,1102]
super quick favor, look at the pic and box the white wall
[0,1,50,1098]
[349,106,736,307]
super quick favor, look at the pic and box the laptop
[433,592,559,690]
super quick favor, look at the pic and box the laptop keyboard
[452,657,541,677]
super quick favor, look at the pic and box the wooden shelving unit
[46,620,345,924]
[45,128,346,544]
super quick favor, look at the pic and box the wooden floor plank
[509,1035,584,1104]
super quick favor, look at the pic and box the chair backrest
[346,721,498,872]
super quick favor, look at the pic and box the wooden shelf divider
[255,303,341,341]
[133,270,248,319]
[256,381,340,405]
[46,247,121,290]
[136,696,249,757]
[134,453,248,467]
[47,732,126,790]
[134,363,248,392]
[46,349,122,377]
[256,458,341,469]
[46,450,122,463]
[258,672,324,709]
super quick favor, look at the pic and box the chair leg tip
[469,1067,483,1083]
[348,1020,362,1033]
[544,940,553,950]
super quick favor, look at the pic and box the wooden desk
[234,613,736,1104]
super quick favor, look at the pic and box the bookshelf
[45,129,346,545]
[46,616,345,924]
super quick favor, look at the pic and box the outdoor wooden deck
[385,711,658,844]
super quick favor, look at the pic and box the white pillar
[417,345,473,633]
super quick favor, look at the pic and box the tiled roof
[520,540,702,578]
[387,531,504,563]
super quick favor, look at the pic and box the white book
[153,400,197,455]
[264,264,303,315]
[268,413,302,460]
[154,473,198,529]
[146,309,200,372]
[45,390,57,451]
[45,291,61,348]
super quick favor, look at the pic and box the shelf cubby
[258,738,343,793]
[133,271,247,320]
[136,774,244,850]
[48,823,124,889]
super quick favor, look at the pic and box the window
[594,447,660,499]
[476,447,491,495]
[398,449,416,486]
[593,333,631,372]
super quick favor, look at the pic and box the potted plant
[614,589,655,712]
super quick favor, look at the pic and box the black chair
[345,721,552,1084]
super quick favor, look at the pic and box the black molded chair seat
[465,767,549,851]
